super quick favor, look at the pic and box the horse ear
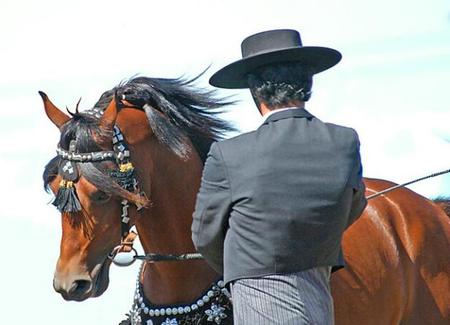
[39,91,70,129]
[99,94,118,133]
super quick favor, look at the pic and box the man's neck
[259,100,305,117]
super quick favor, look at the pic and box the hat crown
[210,29,341,89]
[241,29,303,59]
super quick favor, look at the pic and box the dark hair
[43,75,236,202]
[110,76,236,161]
[247,62,313,108]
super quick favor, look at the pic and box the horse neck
[130,136,219,305]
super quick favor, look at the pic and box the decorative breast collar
[122,265,233,325]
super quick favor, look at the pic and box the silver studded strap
[55,122,142,241]
[111,125,140,239]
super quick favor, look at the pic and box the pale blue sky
[1,0,449,324]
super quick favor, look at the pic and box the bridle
[53,109,202,267]
[54,116,144,255]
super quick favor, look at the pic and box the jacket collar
[261,107,314,125]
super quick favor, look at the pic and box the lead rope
[366,167,450,200]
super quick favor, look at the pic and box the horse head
[41,76,235,303]
[41,91,151,301]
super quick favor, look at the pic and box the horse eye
[91,191,111,203]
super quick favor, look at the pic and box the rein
[109,246,204,267]
[109,239,203,267]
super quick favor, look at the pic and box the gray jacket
[192,108,367,284]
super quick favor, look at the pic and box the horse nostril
[69,279,91,296]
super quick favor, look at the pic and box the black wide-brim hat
[209,29,342,89]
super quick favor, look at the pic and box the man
[191,29,367,324]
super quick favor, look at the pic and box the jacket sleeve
[347,132,367,227]
[191,142,232,274]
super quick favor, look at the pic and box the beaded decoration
[121,266,233,325]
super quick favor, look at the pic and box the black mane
[95,75,236,162]
[43,74,236,195]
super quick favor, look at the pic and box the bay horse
[41,76,450,324]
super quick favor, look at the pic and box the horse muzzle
[53,260,111,301]
[53,272,94,301]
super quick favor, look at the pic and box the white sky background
[0,0,449,324]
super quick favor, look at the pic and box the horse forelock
[59,113,103,152]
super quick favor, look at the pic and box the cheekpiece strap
[112,125,142,239]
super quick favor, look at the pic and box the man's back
[192,108,365,284]
[195,28,367,324]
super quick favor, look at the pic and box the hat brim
[209,46,342,89]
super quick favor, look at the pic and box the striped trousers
[230,267,334,325]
